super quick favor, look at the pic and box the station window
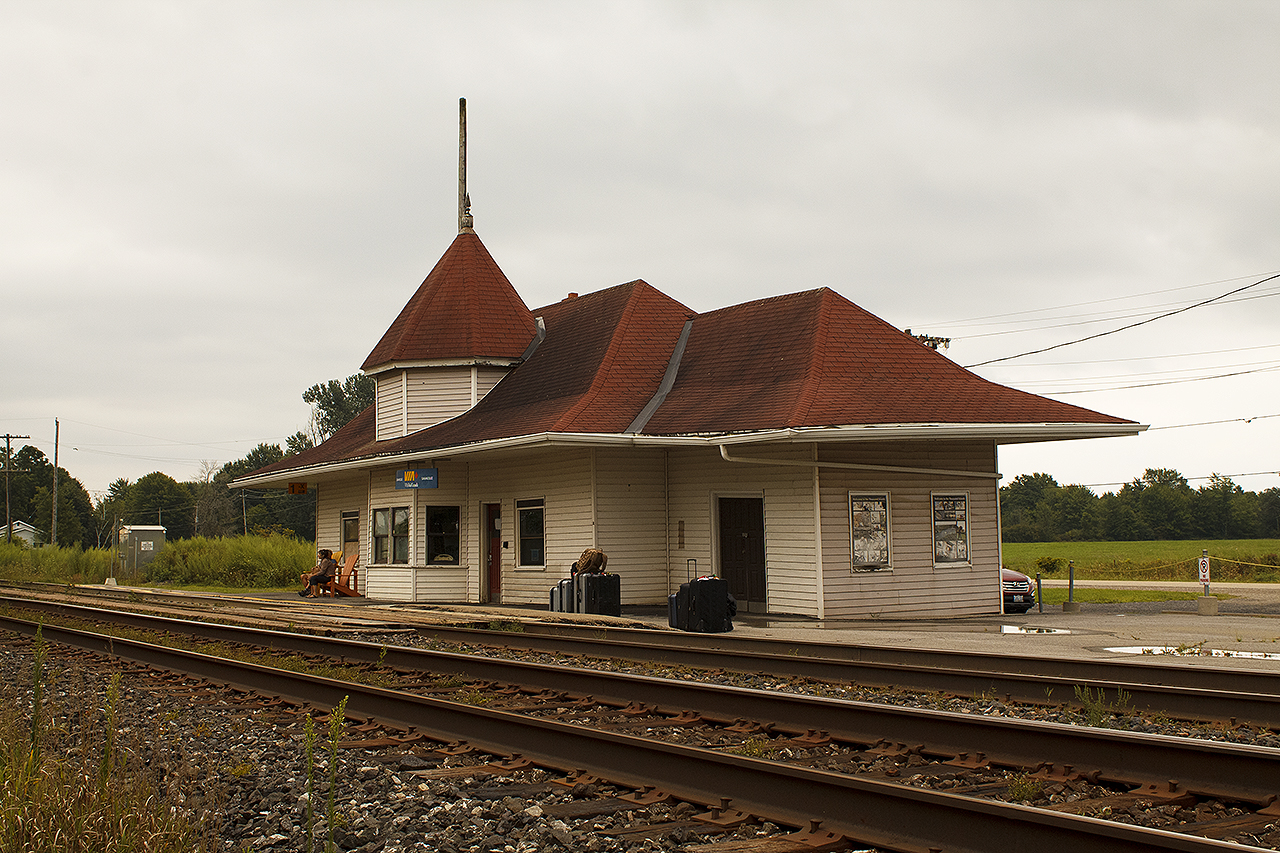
[849,493,890,570]
[931,493,970,566]
[517,498,545,566]
[372,507,410,564]
[425,506,461,564]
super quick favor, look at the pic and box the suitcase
[549,577,576,612]
[575,572,621,616]
[670,576,733,632]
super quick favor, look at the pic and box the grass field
[1002,539,1280,583]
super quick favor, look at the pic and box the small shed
[119,525,167,571]
[4,521,40,547]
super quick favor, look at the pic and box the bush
[1034,556,1065,574]
[146,534,313,588]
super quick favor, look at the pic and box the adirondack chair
[324,553,361,598]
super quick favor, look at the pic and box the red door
[485,503,502,603]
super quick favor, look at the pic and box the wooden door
[485,503,502,603]
[718,497,765,605]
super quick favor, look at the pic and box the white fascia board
[232,422,1145,489]
[711,422,1147,446]
[230,432,707,489]
[362,357,522,376]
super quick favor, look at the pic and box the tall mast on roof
[458,97,473,234]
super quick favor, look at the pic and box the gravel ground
[7,610,1280,852]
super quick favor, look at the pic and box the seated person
[300,549,338,597]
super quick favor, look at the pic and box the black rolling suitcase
[669,576,732,632]
[549,577,576,612]
[575,572,621,616]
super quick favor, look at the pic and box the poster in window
[849,494,889,568]
[932,494,969,564]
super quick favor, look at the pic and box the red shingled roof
[245,259,1134,482]
[361,232,536,372]
[641,288,1128,433]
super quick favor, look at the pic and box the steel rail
[2,605,1279,807]
[0,613,1264,853]
[6,593,1278,729]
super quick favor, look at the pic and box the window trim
[931,492,971,567]
[372,506,411,565]
[424,505,461,566]
[516,497,545,568]
[849,492,891,572]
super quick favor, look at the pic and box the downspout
[717,445,1001,479]
[811,443,824,619]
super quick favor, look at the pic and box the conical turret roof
[361,232,537,372]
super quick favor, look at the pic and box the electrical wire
[964,271,1280,368]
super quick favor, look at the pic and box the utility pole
[51,419,59,546]
[2,434,30,543]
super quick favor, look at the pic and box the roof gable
[361,232,536,372]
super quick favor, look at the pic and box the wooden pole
[458,97,473,233]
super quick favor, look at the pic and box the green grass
[1003,539,1280,582]
[1037,587,1228,606]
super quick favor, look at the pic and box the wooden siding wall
[475,366,509,402]
[467,449,594,606]
[593,448,668,604]
[817,440,1001,618]
[360,461,475,603]
[315,477,369,561]
[406,367,472,433]
[666,446,819,617]
[375,373,404,441]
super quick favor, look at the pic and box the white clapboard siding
[593,448,668,604]
[667,446,819,616]
[817,440,1002,618]
[414,460,473,600]
[468,449,594,605]
[475,366,509,401]
[405,367,473,433]
[375,372,405,440]
[316,476,370,563]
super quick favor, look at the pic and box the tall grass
[147,534,314,588]
[0,541,114,585]
[1003,539,1280,582]
[0,535,314,589]
[0,630,211,852]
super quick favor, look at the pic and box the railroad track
[1,600,1277,851]
[4,589,1279,728]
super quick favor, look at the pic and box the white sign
[1198,556,1210,583]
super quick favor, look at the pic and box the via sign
[396,468,438,489]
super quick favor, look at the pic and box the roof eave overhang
[362,357,524,376]
[233,422,1145,489]
[711,422,1147,446]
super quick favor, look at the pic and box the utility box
[119,525,167,572]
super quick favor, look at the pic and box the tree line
[1001,469,1280,543]
[3,375,374,548]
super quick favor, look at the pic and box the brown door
[719,497,765,606]
[485,503,502,603]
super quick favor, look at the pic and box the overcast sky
[3,1,1278,499]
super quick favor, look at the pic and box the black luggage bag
[668,576,733,633]
[574,572,621,616]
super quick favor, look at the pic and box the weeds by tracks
[0,626,208,853]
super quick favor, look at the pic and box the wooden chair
[324,554,361,598]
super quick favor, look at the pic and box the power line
[964,271,1280,368]
[1041,363,1280,395]
[1146,414,1280,431]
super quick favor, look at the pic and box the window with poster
[931,493,970,566]
[849,493,890,571]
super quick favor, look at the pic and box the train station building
[237,217,1141,618]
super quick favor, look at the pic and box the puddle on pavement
[1105,645,1280,660]
[1001,625,1071,635]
